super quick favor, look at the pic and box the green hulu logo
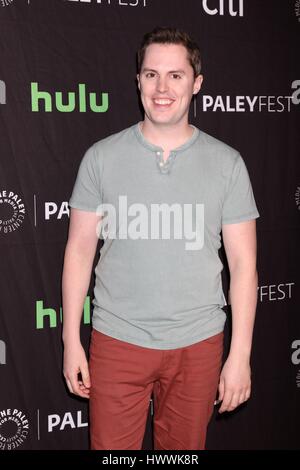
[35,296,91,329]
[31,82,109,113]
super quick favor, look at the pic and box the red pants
[89,328,224,450]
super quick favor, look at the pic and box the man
[62,27,260,450]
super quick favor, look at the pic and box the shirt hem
[222,211,260,225]
[91,323,225,350]
[69,201,98,212]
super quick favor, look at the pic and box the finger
[78,388,90,398]
[81,366,91,389]
[68,374,85,396]
[66,373,90,398]
[73,384,90,398]
[243,388,251,402]
[238,393,246,405]
[214,398,222,406]
[236,385,251,405]
[217,378,225,402]
[226,392,240,411]
[239,387,250,404]
[218,390,233,413]
[79,382,91,394]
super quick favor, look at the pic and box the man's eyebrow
[169,70,186,74]
[141,68,186,74]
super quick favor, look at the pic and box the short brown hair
[137,27,202,77]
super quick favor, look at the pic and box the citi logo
[0,80,6,104]
[0,340,6,365]
[202,0,243,17]
[31,82,109,113]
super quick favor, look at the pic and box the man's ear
[193,74,203,95]
[137,74,141,91]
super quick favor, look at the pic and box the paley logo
[0,340,6,365]
[66,0,147,7]
[195,80,300,114]
[1,0,13,7]
[0,409,29,450]
[295,186,300,211]
[32,195,70,227]
[202,0,243,17]
[35,296,91,329]
[295,0,300,22]
[31,82,109,113]
[0,190,26,234]
[44,201,69,220]
[1,0,30,6]
[257,282,295,302]
[0,80,5,104]
[48,410,88,433]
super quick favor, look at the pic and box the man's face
[137,43,203,128]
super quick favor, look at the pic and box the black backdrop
[0,0,299,450]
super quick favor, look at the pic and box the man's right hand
[63,342,91,399]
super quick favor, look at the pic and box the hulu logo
[36,296,91,329]
[0,80,6,104]
[31,82,109,113]
[0,340,6,365]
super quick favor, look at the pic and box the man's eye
[145,72,155,78]
[171,74,182,79]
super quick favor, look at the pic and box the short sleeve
[222,153,260,224]
[69,145,102,212]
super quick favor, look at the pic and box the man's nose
[156,76,168,93]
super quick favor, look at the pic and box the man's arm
[62,208,101,398]
[217,218,258,413]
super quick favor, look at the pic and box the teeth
[154,99,173,105]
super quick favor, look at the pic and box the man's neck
[140,120,194,152]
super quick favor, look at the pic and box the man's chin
[148,115,177,126]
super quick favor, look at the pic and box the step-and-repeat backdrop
[0,0,299,450]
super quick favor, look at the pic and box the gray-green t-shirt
[69,122,260,350]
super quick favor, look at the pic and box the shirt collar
[133,121,200,153]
